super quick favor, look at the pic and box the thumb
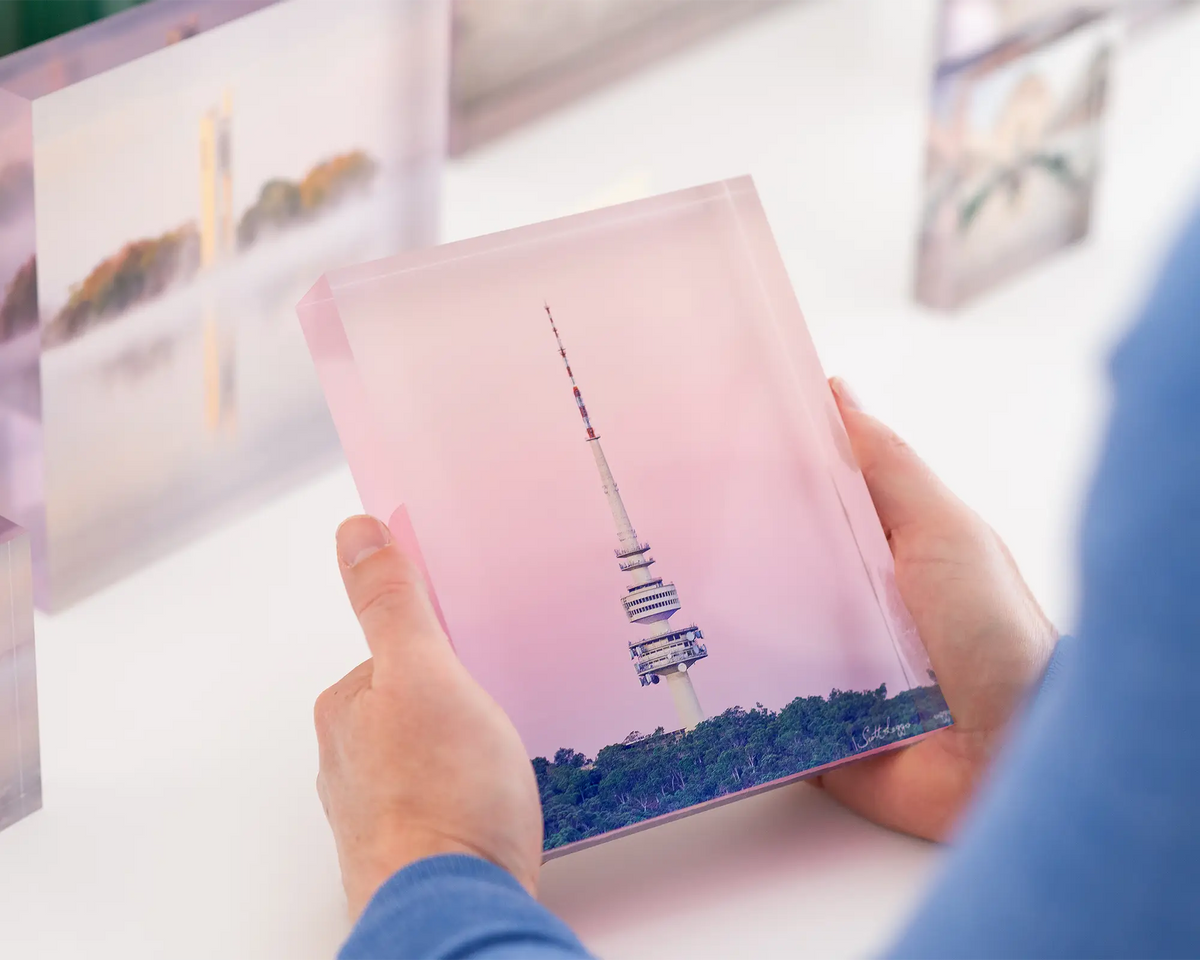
[829,378,961,538]
[335,515,449,682]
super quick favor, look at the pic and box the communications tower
[545,304,709,731]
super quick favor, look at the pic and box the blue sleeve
[888,205,1200,958]
[1035,631,1074,696]
[338,854,592,960]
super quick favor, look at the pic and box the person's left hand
[315,515,544,920]
[813,380,1058,841]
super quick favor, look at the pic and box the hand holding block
[299,177,953,855]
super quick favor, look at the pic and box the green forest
[535,683,951,851]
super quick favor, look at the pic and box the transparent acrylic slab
[1121,0,1200,32]
[448,0,780,154]
[917,8,1117,309]
[934,0,1097,61]
[935,0,1195,60]
[300,177,953,856]
[0,0,448,609]
[0,518,40,833]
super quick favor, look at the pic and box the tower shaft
[587,438,649,580]
[665,669,705,731]
[199,90,234,269]
[545,304,709,731]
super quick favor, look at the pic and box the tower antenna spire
[545,302,596,440]
[544,303,709,732]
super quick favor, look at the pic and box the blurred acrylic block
[935,0,1197,59]
[1122,0,1199,30]
[934,0,1105,61]
[448,0,782,155]
[0,0,448,609]
[0,518,40,832]
[916,8,1117,310]
[299,178,952,856]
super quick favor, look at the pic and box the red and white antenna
[545,302,597,440]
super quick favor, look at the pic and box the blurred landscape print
[917,10,1114,309]
[1,0,444,607]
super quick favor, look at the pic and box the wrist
[339,827,488,920]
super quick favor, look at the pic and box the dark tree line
[237,150,377,249]
[535,683,950,851]
[40,150,378,347]
[47,225,200,345]
[0,256,37,342]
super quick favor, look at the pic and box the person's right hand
[814,378,1059,842]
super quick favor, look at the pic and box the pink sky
[309,181,926,759]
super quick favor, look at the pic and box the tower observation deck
[545,304,708,731]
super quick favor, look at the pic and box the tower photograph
[304,180,952,854]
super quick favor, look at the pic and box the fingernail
[336,515,392,567]
[831,377,862,412]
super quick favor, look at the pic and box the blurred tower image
[199,90,234,265]
[545,305,709,731]
[198,90,236,434]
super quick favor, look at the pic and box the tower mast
[545,304,708,731]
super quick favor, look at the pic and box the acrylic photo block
[299,177,952,856]
[935,0,1196,58]
[934,1,1102,60]
[1122,0,1199,31]
[0,518,40,833]
[0,0,448,609]
[448,0,780,154]
[916,8,1116,310]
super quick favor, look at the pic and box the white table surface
[3,1,1199,956]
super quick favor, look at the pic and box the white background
[2,0,1199,956]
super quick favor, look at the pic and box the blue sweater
[340,206,1200,960]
